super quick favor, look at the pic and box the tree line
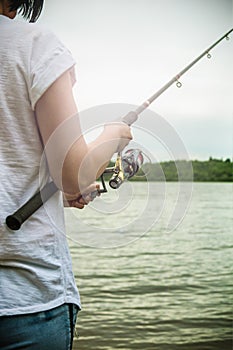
[104,157,232,182]
[134,157,232,182]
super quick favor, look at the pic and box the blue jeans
[0,304,79,350]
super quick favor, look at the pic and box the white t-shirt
[0,15,81,315]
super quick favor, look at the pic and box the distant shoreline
[105,158,232,182]
[133,158,233,182]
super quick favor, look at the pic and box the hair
[7,0,44,22]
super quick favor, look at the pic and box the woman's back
[0,14,80,316]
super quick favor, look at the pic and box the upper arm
[35,70,88,193]
[35,70,78,144]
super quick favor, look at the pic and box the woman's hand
[63,183,100,208]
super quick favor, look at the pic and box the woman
[0,1,132,349]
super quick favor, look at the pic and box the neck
[0,1,17,19]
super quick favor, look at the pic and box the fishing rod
[121,28,233,125]
[5,28,232,231]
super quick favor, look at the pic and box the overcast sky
[37,0,232,160]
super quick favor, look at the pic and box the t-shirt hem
[0,296,81,317]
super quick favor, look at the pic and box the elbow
[50,170,92,197]
[61,171,95,196]
[46,139,93,196]
[50,157,97,196]
[46,140,103,196]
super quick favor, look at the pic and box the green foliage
[101,158,232,182]
[132,158,233,182]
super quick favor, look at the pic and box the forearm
[68,127,119,194]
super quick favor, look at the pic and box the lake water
[65,182,233,350]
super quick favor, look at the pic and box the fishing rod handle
[6,182,58,231]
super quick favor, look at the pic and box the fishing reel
[98,149,144,193]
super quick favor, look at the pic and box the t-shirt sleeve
[29,27,76,110]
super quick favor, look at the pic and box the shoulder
[26,22,61,46]
[1,17,65,59]
[13,21,72,67]
[5,18,62,51]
